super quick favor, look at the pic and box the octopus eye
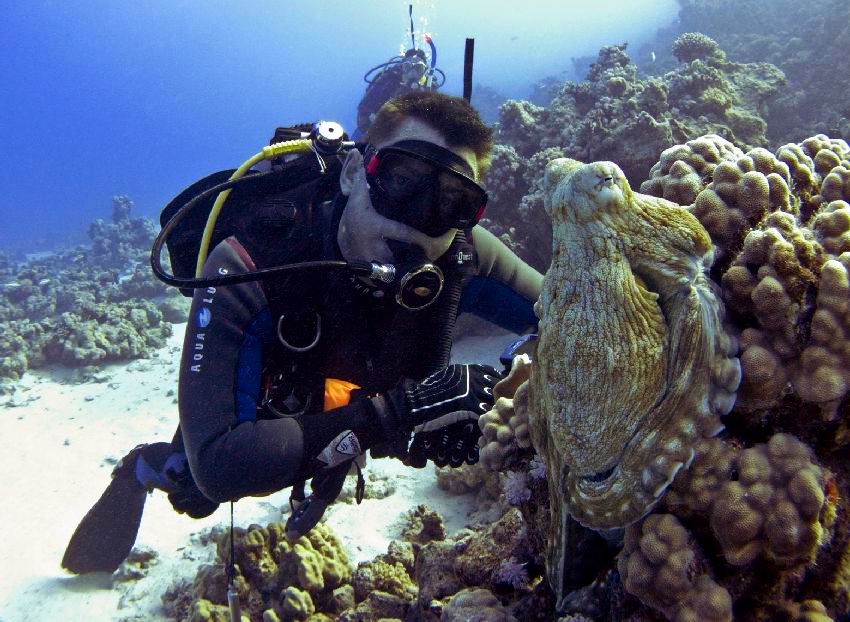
[582,464,616,483]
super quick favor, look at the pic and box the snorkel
[423,34,438,88]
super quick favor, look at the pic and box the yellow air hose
[194,138,314,277]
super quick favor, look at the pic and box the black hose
[363,58,403,84]
[431,67,446,88]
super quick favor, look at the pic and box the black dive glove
[163,455,219,519]
[371,363,500,467]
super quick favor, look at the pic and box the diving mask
[364,140,488,237]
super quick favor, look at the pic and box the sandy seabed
[0,323,508,622]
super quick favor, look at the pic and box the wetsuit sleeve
[461,225,544,333]
[178,238,307,502]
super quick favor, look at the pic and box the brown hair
[366,91,493,174]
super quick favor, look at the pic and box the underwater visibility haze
[0,0,674,253]
[3,0,850,620]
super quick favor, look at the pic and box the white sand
[0,324,508,622]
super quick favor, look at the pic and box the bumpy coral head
[544,159,631,225]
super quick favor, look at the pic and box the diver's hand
[405,411,481,468]
[165,462,219,519]
[370,364,499,462]
[392,363,499,428]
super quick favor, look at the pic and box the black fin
[61,463,148,574]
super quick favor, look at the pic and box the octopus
[518,158,741,598]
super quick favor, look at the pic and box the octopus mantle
[525,158,741,531]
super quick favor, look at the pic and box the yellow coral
[709,433,826,567]
[818,165,850,205]
[618,513,732,622]
[436,462,501,498]
[720,210,831,412]
[733,328,790,409]
[812,201,850,255]
[352,559,416,602]
[189,598,250,622]
[281,585,315,620]
[641,134,744,205]
[479,358,533,473]
[274,522,351,595]
[675,575,734,622]
[792,254,850,418]
[800,135,850,177]
[690,150,796,261]
[666,437,737,514]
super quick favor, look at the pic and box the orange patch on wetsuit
[323,378,361,411]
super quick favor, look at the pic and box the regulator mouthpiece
[363,260,443,311]
[395,262,443,310]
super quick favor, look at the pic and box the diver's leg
[61,439,218,574]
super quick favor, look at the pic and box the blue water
[0,0,676,254]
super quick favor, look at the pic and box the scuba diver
[61,90,542,578]
[353,5,445,140]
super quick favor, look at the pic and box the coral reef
[173,507,546,622]
[164,521,353,621]
[441,588,518,622]
[487,132,850,621]
[399,504,447,546]
[643,134,850,422]
[435,462,501,501]
[482,36,783,272]
[0,196,183,382]
[662,0,850,144]
[453,508,533,591]
[619,513,732,621]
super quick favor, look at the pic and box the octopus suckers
[665,438,682,453]
[679,419,697,437]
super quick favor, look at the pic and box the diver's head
[337,91,491,265]
[401,50,428,85]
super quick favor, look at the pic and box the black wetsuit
[175,197,541,506]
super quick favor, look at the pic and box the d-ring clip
[277,312,321,352]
